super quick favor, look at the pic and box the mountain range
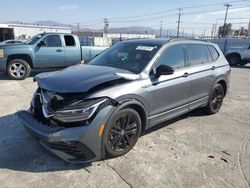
[7,20,192,37]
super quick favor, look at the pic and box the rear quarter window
[64,35,75,46]
[208,45,219,61]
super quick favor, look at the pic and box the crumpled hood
[35,64,138,93]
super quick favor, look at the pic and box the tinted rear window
[64,35,75,46]
[186,44,209,66]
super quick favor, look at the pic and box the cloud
[58,5,78,11]
[193,14,204,22]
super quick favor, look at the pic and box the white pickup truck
[226,45,250,66]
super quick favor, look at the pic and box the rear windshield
[89,42,161,74]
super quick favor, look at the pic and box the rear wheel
[7,59,31,80]
[227,54,241,66]
[104,108,141,158]
[205,83,225,115]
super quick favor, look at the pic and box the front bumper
[17,106,115,163]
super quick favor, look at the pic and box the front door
[35,34,64,68]
[143,44,190,127]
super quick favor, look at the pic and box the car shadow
[233,64,250,69]
[0,108,205,173]
[0,113,90,173]
[142,108,206,135]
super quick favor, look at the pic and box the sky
[0,0,250,35]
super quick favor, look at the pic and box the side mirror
[155,65,174,77]
[38,40,46,47]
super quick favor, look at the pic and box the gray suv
[18,38,230,163]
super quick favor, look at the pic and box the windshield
[25,33,45,45]
[89,42,161,74]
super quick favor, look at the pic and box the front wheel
[205,83,225,115]
[104,108,141,158]
[7,59,31,80]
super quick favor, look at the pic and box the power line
[109,0,246,21]
[180,0,245,9]
[70,0,248,29]
[106,5,249,24]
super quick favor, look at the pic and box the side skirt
[147,96,209,129]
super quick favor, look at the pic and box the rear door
[35,34,65,68]
[63,35,81,66]
[185,43,217,110]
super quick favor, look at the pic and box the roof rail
[168,37,208,42]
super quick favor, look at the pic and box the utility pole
[176,8,182,38]
[203,29,206,38]
[104,18,109,37]
[248,19,250,37]
[159,20,163,38]
[211,24,215,38]
[222,4,232,38]
[76,23,80,35]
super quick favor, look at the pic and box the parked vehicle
[0,33,107,80]
[0,40,24,45]
[17,38,230,163]
[226,45,250,66]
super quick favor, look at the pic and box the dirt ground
[0,65,249,188]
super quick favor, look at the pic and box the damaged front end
[17,87,119,163]
[31,88,118,127]
[17,65,139,162]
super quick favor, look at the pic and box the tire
[104,108,142,158]
[205,83,225,115]
[240,61,248,66]
[227,54,241,66]
[7,59,31,80]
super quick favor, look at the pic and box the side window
[208,45,219,61]
[186,44,209,66]
[205,46,213,62]
[156,44,185,69]
[43,35,62,47]
[64,35,75,46]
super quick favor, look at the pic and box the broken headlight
[51,98,108,123]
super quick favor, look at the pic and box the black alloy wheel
[205,83,224,115]
[105,108,141,157]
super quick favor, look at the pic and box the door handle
[56,49,63,52]
[183,72,189,77]
[211,66,215,70]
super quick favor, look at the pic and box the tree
[218,23,232,38]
